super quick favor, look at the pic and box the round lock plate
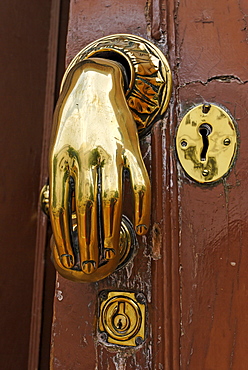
[176,104,238,183]
[61,34,172,137]
[101,296,142,342]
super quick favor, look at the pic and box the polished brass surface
[44,34,171,282]
[40,185,136,270]
[98,291,146,347]
[176,104,237,183]
[49,57,151,282]
[62,34,172,136]
[40,184,50,216]
[117,215,137,270]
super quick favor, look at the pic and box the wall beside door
[0,1,54,368]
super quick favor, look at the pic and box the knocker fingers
[49,160,75,269]
[126,151,151,235]
[75,167,99,275]
[101,161,123,262]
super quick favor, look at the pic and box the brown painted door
[48,0,248,369]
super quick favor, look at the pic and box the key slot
[199,123,212,161]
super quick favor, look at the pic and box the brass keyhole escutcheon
[176,103,238,183]
[98,291,146,347]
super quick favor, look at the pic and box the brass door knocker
[40,34,172,282]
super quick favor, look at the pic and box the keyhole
[112,301,130,332]
[117,319,123,329]
[199,123,212,161]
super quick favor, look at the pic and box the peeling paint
[80,335,88,347]
[151,222,162,260]
[125,260,134,279]
[238,0,248,42]
[56,290,63,301]
[179,75,248,89]
[113,353,127,370]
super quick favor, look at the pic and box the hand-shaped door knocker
[40,34,172,282]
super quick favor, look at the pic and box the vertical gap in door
[166,0,182,368]
[150,0,181,368]
[28,0,70,369]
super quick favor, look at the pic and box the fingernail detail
[82,260,96,274]
[104,248,116,260]
[135,224,148,235]
[60,254,74,268]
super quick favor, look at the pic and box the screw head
[180,140,188,148]
[99,332,108,342]
[99,290,108,301]
[223,138,231,146]
[135,336,144,346]
[202,104,211,114]
[202,169,209,177]
[135,292,146,305]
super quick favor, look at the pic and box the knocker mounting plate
[62,34,172,137]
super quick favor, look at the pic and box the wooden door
[47,0,248,369]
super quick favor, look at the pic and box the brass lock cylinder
[98,291,146,347]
